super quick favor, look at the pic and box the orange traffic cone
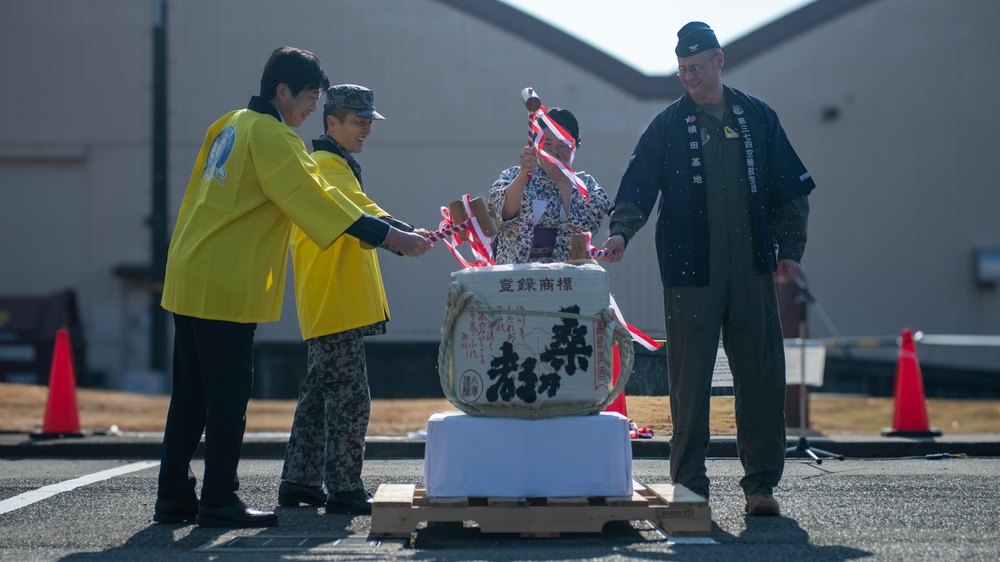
[882,328,941,437]
[36,328,83,438]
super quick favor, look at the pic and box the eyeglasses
[677,55,717,77]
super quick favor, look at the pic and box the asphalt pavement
[2,430,999,460]
[2,456,999,561]
[2,430,999,560]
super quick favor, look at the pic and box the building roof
[434,0,879,99]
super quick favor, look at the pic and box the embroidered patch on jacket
[202,125,236,185]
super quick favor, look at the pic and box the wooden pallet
[370,482,711,538]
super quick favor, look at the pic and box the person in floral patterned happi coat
[488,108,612,264]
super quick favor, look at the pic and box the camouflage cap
[323,84,385,120]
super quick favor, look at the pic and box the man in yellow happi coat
[155,48,431,529]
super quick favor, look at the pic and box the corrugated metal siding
[1,0,997,382]
[725,0,1000,369]
[163,0,672,342]
[0,1,152,381]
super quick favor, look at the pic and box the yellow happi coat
[291,150,391,340]
[161,105,365,323]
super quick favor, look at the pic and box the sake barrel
[438,262,634,419]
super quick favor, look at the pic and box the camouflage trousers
[280,328,371,493]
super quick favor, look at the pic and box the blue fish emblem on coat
[202,125,236,185]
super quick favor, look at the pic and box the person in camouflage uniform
[281,326,380,509]
[278,84,429,515]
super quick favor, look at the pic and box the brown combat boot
[745,492,781,516]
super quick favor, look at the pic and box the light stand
[785,275,844,464]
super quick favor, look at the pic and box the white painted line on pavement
[0,460,160,515]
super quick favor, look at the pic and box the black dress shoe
[277,481,325,507]
[196,500,278,528]
[325,490,373,515]
[152,497,198,524]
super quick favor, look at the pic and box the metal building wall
[0,1,155,384]
[163,0,670,346]
[0,0,668,386]
[2,0,997,387]
[724,0,1000,370]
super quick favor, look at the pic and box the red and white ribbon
[528,105,589,201]
[460,194,495,268]
[436,194,495,269]
[609,293,662,352]
[427,220,466,243]
[582,231,609,258]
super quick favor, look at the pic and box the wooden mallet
[427,198,497,243]
[521,87,542,112]
[361,198,496,250]
[569,233,608,261]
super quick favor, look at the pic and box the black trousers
[157,313,256,508]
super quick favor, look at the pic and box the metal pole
[785,275,844,463]
[799,308,807,436]
[150,0,168,373]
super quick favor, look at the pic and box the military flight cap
[675,21,721,57]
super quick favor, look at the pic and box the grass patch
[1,383,997,436]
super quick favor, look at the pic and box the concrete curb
[1,432,997,460]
